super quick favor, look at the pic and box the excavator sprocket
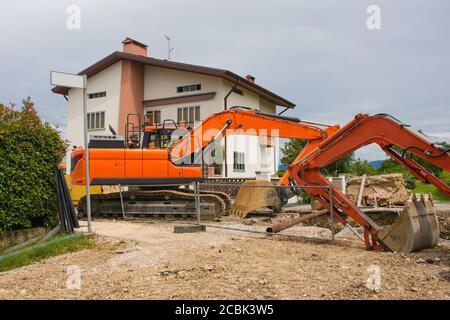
[376,193,440,252]
[230,180,281,218]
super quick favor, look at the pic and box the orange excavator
[72,108,337,219]
[71,108,450,252]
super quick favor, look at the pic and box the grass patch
[413,182,450,203]
[0,233,94,272]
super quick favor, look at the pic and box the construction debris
[346,173,410,207]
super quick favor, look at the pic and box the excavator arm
[289,113,449,251]
[169,108,338,164]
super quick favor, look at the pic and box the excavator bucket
[231,180,282,218]
[376,193,440,252]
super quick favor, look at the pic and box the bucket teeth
[376,193,439,252]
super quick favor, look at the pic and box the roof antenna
[164,35,174,60]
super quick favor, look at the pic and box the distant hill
[369,160,384,169]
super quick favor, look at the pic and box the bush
[404,179,416,190]
[0,98,66,232]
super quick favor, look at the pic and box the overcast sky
[1,0,449,161]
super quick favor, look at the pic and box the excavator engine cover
[231,180,281,218]
[376,193,440,252]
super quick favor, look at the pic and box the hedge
[0,98,66,232]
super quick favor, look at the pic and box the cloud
[1,0,448,161]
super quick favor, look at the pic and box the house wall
[144,66,224,123]
[221,80,277,178]
[65,61,122,172]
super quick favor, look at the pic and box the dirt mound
[346,174,410,206]
[436,208,450,240]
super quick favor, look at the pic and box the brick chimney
[122,37,148,56]
[245,74,255,83]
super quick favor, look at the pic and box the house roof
[52,51,296,108]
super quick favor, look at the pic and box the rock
[416,258,425,263]
[242,218,257,225]
[258,279,268,285]
[311,200,324,211]
[160,269,177,277]
[425,257,440,264]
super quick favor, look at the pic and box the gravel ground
[0,218,449,300]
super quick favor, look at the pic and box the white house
[53,38,296,178]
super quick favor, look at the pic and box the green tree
[378,143,444,178]
[378,158,407,175]
[280,139,307,166]
[280,139,355,176]
[350,158,377,176]
[0,98,66,232]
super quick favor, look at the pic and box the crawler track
[77,188,232,221]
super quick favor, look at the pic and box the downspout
[223,84,238,178]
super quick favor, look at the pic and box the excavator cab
[126,113,187,150]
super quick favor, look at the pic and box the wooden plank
[356,174,366,207]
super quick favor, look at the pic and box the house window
[177,106,200,126]
[145,110,161,125]
[233,152,245,172]
[88,91,106,99]
[177,84,201,93]
[87,111,105,130]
